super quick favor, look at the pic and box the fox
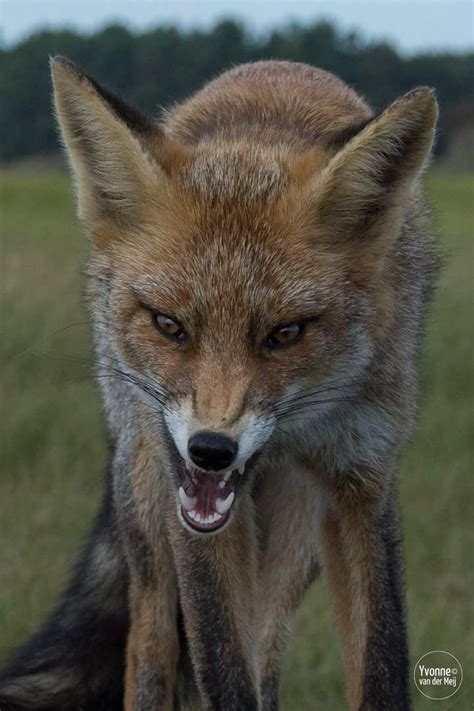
[0,58,440,711]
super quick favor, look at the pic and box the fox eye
[152,312,187,343]
[265,322,305,349]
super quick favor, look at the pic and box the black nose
[188,431,238,471]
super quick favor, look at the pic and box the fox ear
[51,56,169,228]
[311,89,438,247]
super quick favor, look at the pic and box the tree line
[1,19,473,162]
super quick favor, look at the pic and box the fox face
[51,58,437,535]
[97,159,367,533]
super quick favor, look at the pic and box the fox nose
[188,431,238,471]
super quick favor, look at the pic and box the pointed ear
[311,89,438,246]
[50,56,170,228]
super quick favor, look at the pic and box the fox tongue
[186,476,220,517]
[179,467,235,519]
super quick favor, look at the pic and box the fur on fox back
[0,59,440,711]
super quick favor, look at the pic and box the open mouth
[177,458,243,533]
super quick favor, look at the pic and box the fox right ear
[51,56,172,230]
[309,88,438,250]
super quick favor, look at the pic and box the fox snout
[163,401,274,535]
[164,402,274,473]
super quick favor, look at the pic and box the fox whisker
[275,396,359,425]
[94,366,169,409]
[273,384,357,417]
[24,347,170,409]
[273,378,356,412]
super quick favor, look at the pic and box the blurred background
[1,2,473,709]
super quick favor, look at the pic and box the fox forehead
[118,187,343,326]
[129,248,336,327]
[110,143,341,315]
[177,142,291,202]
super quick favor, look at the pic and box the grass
[1,170,472,709]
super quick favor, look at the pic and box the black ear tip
[405,86,438,108]
[50,55,69,67]
[388,87,438,128]
[50,55,84,80]
[413,87,439,123]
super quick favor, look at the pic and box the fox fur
[0,59,440,710]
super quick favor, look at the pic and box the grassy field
[1,170,472,709]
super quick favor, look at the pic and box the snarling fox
[0,58,440,710]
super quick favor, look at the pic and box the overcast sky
[1,0,473,53]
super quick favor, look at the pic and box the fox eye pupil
[266,323,303,349]
[152,312,186,342]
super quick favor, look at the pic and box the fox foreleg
[254,462,323,710]
[114,437,180,711]
[321,473,411,711]
[167,494,261,711]
[124,577,179,711]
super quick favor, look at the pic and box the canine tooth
[216,492,235,515]
[238,465,245,475]
[223,470,232,481]
[179,487,198,511]
[218,479,226,490]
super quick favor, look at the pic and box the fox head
[51,57,437,535]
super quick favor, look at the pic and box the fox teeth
[184,508,225,526]
[216,492,235,515]
[179,486,198,512]
[238,465,245,475]
[223,470,233,481]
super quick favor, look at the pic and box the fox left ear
[310,89,438,247]
[50,56,179,231]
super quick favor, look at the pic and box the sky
[1,0,473,53]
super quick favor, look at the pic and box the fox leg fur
[253,461,323,710]
[166,494,261,711]
[320,473,410,711]
[124,579,179,711]
[114,434,180,711]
